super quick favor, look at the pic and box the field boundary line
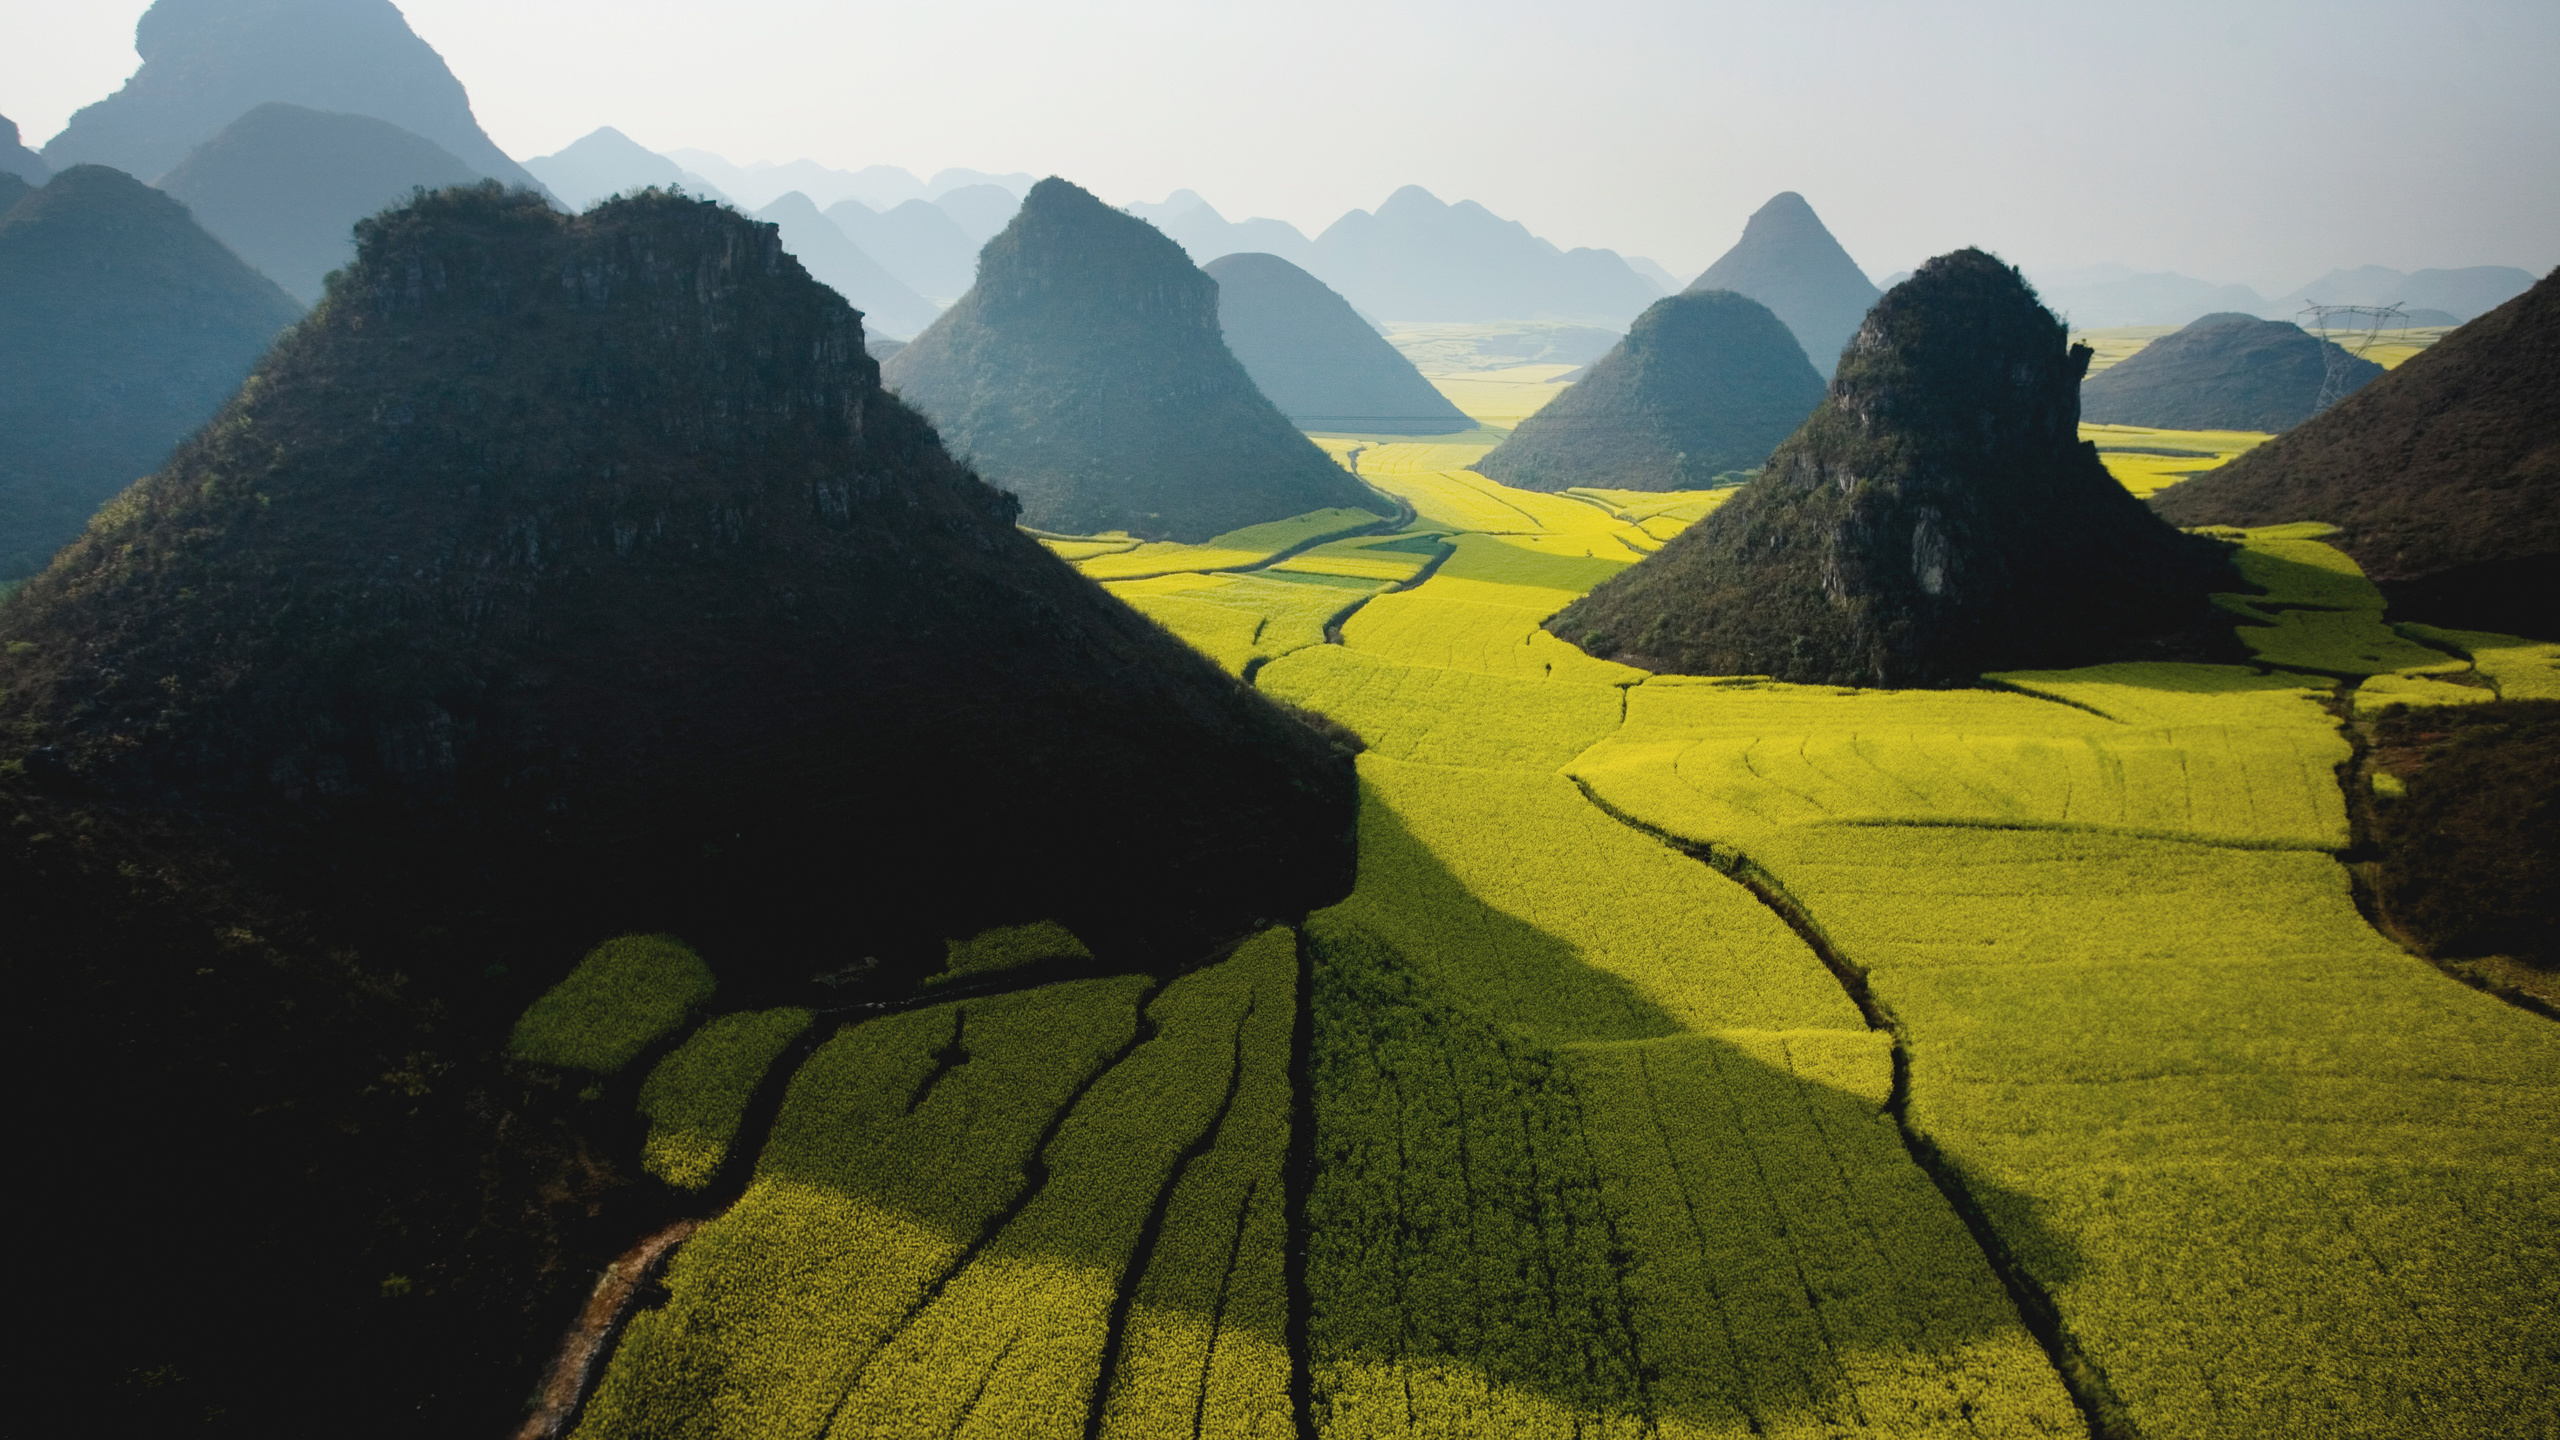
[1564,778,2140,1440]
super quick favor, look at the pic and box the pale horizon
[5,0,2554,294]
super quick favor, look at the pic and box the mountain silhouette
[523,125,711,210]
[827,194,979,301]
[40,0,541,193]
[753,191,942,338]
[1128,189,1317,267]
[1203,251,1472,434]
[1,164,302,581]
[1686,192,1881,377]
[1,113,48,183]
[883,178,1387,539]
[1551,250,2225,685]
[1476,289,1824,491]
[157,102,480,303]
[1307,185,1662,325]
[1,180,1353,962]
[934,182,1024,243]
[2266,265,2537,323]
[2155,270,2557,636]
[2078,312,2382,432]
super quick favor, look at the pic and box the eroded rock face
[1550,248,2228,686]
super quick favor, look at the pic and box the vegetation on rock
[1550,248,2232,686]
[883,178,1387,540]
[1474,288,1824,492]
[2079,311,2382,431]
[2152,269,2557,637]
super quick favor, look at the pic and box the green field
[546,429,2553,1438]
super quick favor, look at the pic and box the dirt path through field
[514,1218,701,1440]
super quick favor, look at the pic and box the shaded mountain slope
[157,102,481,303]
[1,113,47,183]
[0,181,1354,966]
[753,190,941,337]
[0,164,303,581]
[1551,249,2227,685]
[1475,288,1824,491]
[2153,270,2559,636]
[2079,311,2381,432]
[2,183,1357,1436]
[1203,251,1472,434]
[1687,192,1881,376]
[884,178,1385,539]
[1306,184,1662,325]
[40,0,540,191]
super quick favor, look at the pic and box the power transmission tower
[2297,301,2406,414]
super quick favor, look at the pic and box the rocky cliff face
[1551,249,2228,685]
[1475,288,1824,492]
[883,178,1386,539]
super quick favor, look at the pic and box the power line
[2296,301,2405,414]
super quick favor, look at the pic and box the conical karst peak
[1687,191,1882,376]
[1551,248,2229,686]
[883,177,1386,540]
[1203,251,1473,434]
[0,182,1354,970]
[1475,288,1824,492]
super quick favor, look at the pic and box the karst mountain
[1474,288,1825,491]
[1686,192,1882,376]
[157,102,483,303]
[2079,312,2383,432]
[2153,269,2558,635]
[0,182,1355,962]
[40,0,542,192]
[1550,249,2226,685]
[754,190,942,338]
[1203,251,1473,434]
[1,164,303,581]
[883,178,1386,539]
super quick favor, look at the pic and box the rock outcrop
[884,178,1386,539]
[2153,270,2557,636]
[0,164,303,580]
[2079,312,2382,432]
[1474,288,1824,491]
[1203,251,1473,434]
[1550,249,2227,685]
[1686,192,1881,376]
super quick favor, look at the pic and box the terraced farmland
[534,420,2553,1439]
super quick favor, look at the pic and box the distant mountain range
[2034,261,2537,328]
[525,126,728,209]
[40,0,542,194]
[159,103,482,304]
[1685,192,1880,377]
[666,152,1035,213]
[753,192,943,340]
[1,115,48,184]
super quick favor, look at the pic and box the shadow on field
[1300,802,2092,1435]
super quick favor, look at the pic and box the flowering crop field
[1063,508,1386,579]
[553,440,2551,1440]
[575,931,1299,1440]
[638,1007,813,1190]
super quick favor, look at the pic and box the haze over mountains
[158,103,481,303]
[39,0,541,193]
[753,191,942,339]
[2080,313,2382,433]
[1,116,48,184]
[1555,251,2225,685]
[1,165,303,582]
[883,179,1384,539]
[1203,252,1474,435]
[2155,269,2558,635]
[1685,192,1882,378]
[2034,261,2538,328]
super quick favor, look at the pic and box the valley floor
[531,424,2558,1440]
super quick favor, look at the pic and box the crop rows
[510,933,718,1074]
[1733,826,2560,1439]
[1072,508,1384,580]
[576,932,1299,1439]
[1570,666,2352,848]
[638,1006,814,1190]
[2397,622,2560,701]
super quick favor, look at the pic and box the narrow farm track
[516,1220,703,1440]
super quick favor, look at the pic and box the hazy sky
[7,0,2554,290]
